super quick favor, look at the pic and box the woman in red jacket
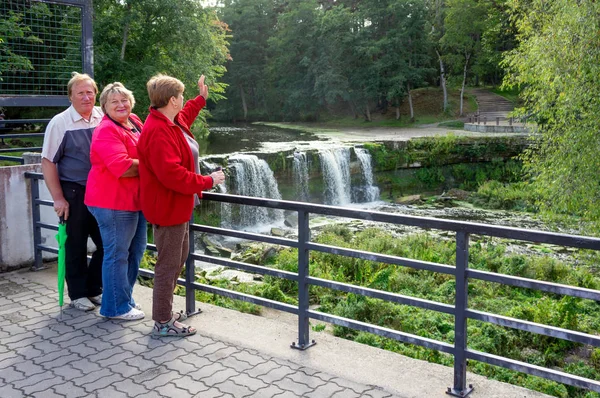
[138,74,225,337]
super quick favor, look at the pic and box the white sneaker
[70,297,96,311]
[88,294,102,306]
[134,303,142,310]
[110,308,145,321]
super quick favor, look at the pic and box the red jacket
[138,95,213,226]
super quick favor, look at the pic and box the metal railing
[0,119,48,164]
[24,171,600,396]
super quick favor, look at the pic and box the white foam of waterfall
[319,148,351,205]
[354,147,380,202]
[292,152,309,202]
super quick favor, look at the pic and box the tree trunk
[240,85,248,120]
[395,104,400,120]
[407,83,414,122]
[349,100,358,118]
[120,3,132,61]
[365,101,372,122]
[460,53,471,117]
[436,50,448,113]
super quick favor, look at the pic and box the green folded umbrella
[56,217,67,318]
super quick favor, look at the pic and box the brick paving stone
[83,338,113,352]
[80,372,124,393]
[94,321,128,333]
[1,366,26,383]
[330,377,373,394]
[193,341,228,356]
[86,346,125,362]
[39,352,80,368]
[78,324,110,339]
[257,366,296,384]
[219,355,255,372]
[201,367,238,388]
[285,372,327,389]
[331,390,361,398]
[66,316,103,329]
[271,358,302,371]
[162,357,204,375]
[232,350,268,367]
[13,360,46,376]
[96,350,135,368]
[48,323,77,335]
[31,390,64,398]
[155,381,190,397]
[14,345,43,360]
[108,362,144,378]
[71,368,112,386]
[0,303,24,316]
[0,356,19,369]
[2,331,37,345]
[0,383,24,398]
[67,342,98,357]
[272,391,302,398]
[70,358,102,374]
[31,326,61,340]
[244,385,286,398]
[311,371,335,382]
[0,350,18,363]
[89,385,129,398]
[50,330,89,345]
[187,362,227,380]
[214,380,254,397]
[125,356,161,372]
[52,381,89,398]
[191,388,225,398]
[51,364,85,380]
[296,366,321,377]
[57,334,95,349]
[142,346,187,361]
[21,315,54,329]
[205,345,238,362]
[245,360,280,378]
[361,388,394,398]
[304,383,345,398]
[119,339,150,356]
[113,379,152,396]
[179,351,213,368]
[100,329,143,344]
[22,375,66,395]
[142,371,182,389]
[230,373,268,391]
[31,340,62,355]
[168,375,209,395]
[134,391,164,398]
[12,371,55,388]
[131,364,169,383]
[273,375,314,396]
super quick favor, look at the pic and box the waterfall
[354,147,380,202]
[226,154,284,228]
[292,152,309,202]
[319,148,351,205]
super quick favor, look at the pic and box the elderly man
[41,72,104,311]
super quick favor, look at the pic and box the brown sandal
[152,317,196,337]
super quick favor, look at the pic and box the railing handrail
[24,171,600,396]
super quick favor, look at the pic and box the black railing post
[185,215,201,316]
[448,231,473,396]
[292,209,315,350]
[29,175,44,271]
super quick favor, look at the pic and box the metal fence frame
[24,171,600,396]
[0,120,47,164]
[0,0,93,107]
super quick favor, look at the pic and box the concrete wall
[464,123,532,133]
[0,163,57,271]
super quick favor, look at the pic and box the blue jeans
[88,206,147,317]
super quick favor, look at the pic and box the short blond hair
[67,72,98,98]
[147,74,185,108]
[99,82,136,113]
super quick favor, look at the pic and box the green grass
[491,86,521,105]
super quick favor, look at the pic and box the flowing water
[319,147,352,206]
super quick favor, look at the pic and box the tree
[504,0,600,221]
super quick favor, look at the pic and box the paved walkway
[0,267,551,398]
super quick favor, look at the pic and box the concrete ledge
[464,123,532,134]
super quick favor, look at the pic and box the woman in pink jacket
[85,82,146,321]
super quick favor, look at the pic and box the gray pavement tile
[20,315,55,329]
[66,315,104,329]
[214,379,254,397]
[245,360,281,378]
[2,331,37,345]
[232,350,268,367]
[71,368,112,387]
[89,385,129,398]
[96,350,135,368]
[274,375,314,396]
[38,352,81,368]
[285,371,328,390]
[86,346,126,362]
[52,381,89,398]
[31,390,64,398]
[8,336,45,350]
[31,340,62,355]
[330,377,373,394]
[141,345,187,361]
[205,346,238,362]
[65,342,98,357]
[178,352,212,369]
[83,338,113,352]
[191,388,225,398]
[99,329,143,344]
[0,383,24,398]
[219,355,256,373]
[161,357,205,375]
[113,379,152,397]
[50,364,85,380]
[50,329,89,345]
[131,364,170,383]
[0,303,24,316]
[272,391,303,398]
[304,383,345,398]
[134,391,164,398]
[311,371,335,382]
[1,324,29,335]
[187,362,228,380]
[155,381,192,397]
[12,371,54,388]
[229,373,269,391]
[332,390,361,398]
[118,339,150,356]
[0,350,18,363]
[257,365,297,384]
[8,291,38,300]
[13,359,46,376]
[69,358,102,374]
[167,375,209,395]
[0,366,26,383]
[108,362,145,378]
[0,355,20,369]
[31,326,61,340]
[48,323,77,335]
[200,367,238,388]
[142,370,183,389]
[192,341,228,356]
[22,375,66,395]
[244,385,286,398]
[77,324,109,339]
[271,358,302,371]
[125,356,162,372]
[361,388,394,398]
[57,334,95,349]
[81,372,125,393]
[94,320,128,333]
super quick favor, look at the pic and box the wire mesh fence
[0,0,84,97]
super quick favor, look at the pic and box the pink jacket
[85,114,144,211]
